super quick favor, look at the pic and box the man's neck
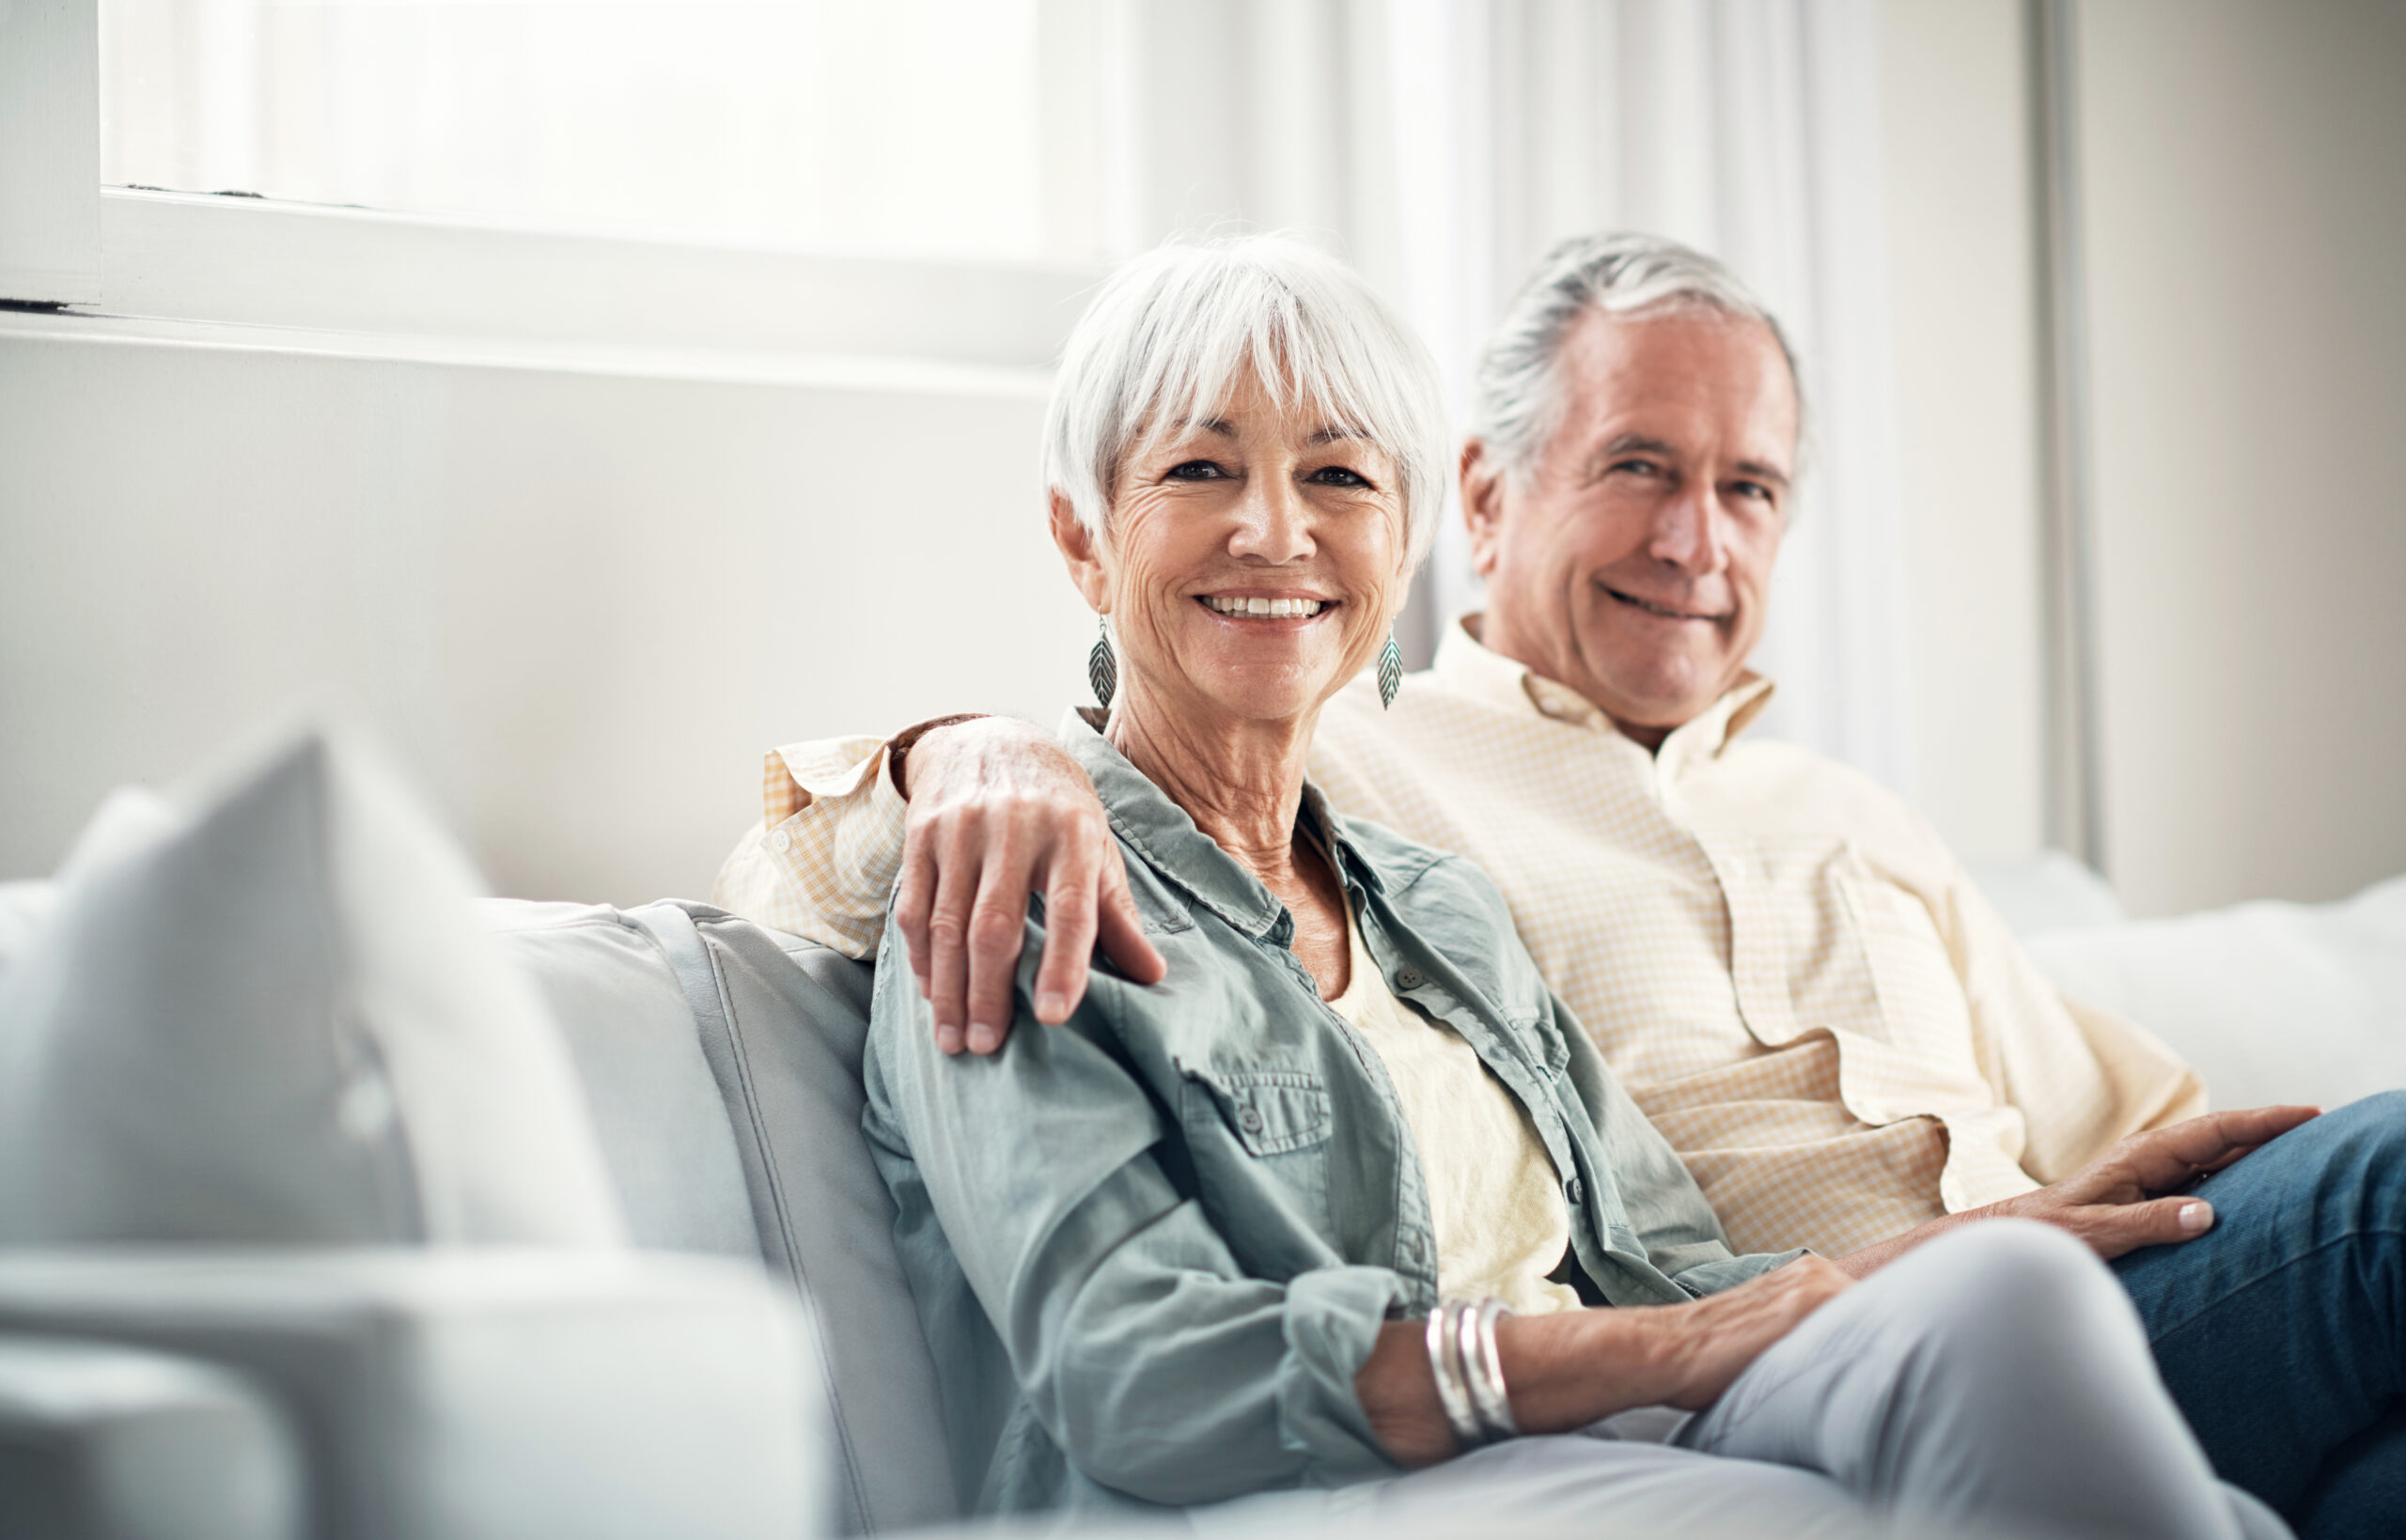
[1460,613,1681,754]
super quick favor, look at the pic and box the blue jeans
[2114,1090,2406,1539]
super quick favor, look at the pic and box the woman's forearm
[1354,1257,1855,1466]
[1354,1307,1680,1467]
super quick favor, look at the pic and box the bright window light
[99,0,1111,264]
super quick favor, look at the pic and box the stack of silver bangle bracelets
[1425,1297,1519,1449]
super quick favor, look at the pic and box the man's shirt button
[1566,1175,1586,1206]
[1395,968,1425,990]
[769,829,792,853]
[1238,1108,1263,1134]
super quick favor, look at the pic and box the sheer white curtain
[1106,0,1913,794]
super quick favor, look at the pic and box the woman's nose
[1226,477,1315,564]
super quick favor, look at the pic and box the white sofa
[1972,851,2406,1112]
[3,736,2398,1540]
[0,736,941,1540]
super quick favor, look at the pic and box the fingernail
[936,1025,964,1056]
[1036,991,1066,1021]
[969,1023,998,1054]
[2179,1202,2213,1234]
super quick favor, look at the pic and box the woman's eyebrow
[1168,416,1235,438]
[1308,424,1370,445]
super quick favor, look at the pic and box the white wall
[1879,0,2048,864]
[1877,0,2406,916]
[2077,0,2406,916]
[0,322,1093,905]
[7,1,2399,919]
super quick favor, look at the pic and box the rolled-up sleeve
[862,916,1404,1506]
[1666,1249,1810,1297]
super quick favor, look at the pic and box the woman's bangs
[1128,271,1383,459]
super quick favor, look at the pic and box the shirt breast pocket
[1176,1065,1336,1256]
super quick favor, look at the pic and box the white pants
[1369,1222,2289,1540]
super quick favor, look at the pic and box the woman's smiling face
[1058,370,1409,733]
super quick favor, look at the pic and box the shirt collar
[1055,708,1381,941]
[1430,614,1777,766]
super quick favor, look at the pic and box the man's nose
[1227,476,1315,563]
[1648,484,1729,576]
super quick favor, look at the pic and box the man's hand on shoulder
[892,717,1165,1056]
[1997,1104,2322,1260]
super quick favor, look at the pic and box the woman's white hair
[1044,234,1452,568]
[1472,232,1804,479]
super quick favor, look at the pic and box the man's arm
[1936,855,2206,1176]
[716,718,1162,1055]
[889,718,1162,1054]
[1832,1103,2322,1278]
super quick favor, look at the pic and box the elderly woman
[857,238,2281,1538]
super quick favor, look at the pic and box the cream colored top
[1323,910,1580,1315]
[714,620,2204,1257]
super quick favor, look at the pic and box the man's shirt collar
[1430,615,1776,770]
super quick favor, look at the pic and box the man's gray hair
[1472,232,1803,478]
[1045,235,1452,567]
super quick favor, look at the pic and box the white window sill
[62,188,1098,377]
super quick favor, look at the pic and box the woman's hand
[1638,1255,1855,1410]
[893,718,1165,1054]
[1356,1257,1853,1466]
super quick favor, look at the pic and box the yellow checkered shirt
[712,622,2204,1257]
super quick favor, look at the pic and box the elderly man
[717,234,2401,1534]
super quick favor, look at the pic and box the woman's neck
[1107,683,1319,888]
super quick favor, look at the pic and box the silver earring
[1088,616,1117,710]
[1377,628,1402,709]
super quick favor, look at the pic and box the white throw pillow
[0,728,626,1247]
[2025,874,2406,1112]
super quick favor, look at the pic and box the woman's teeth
[1203,596,1326,618]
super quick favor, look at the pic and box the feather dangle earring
[1088,615,1117,711]
[1377,628,1403,709]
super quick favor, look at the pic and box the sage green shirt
[862,712,1801,1517]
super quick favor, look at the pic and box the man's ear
[1049,490,1112,612]
[1460,439,1507,579]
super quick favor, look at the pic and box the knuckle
[968,910,1021,941]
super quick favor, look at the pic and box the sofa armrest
[0,1250,824,1540]
[0,1333,300,1540]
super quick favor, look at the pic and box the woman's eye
[1307,465,1371,488]
[1165,459,1226,480]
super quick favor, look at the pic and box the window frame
[5,0,1102,376]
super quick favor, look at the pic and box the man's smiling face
[1462,304,1799,745]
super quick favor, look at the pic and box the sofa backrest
[490,898,958,1534]
[485,901,762,1259]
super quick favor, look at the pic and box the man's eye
[1730,480,1774,504]
[1166,459,1226,480]
[1611,459,1662,477]
[1307,465,1371,488]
